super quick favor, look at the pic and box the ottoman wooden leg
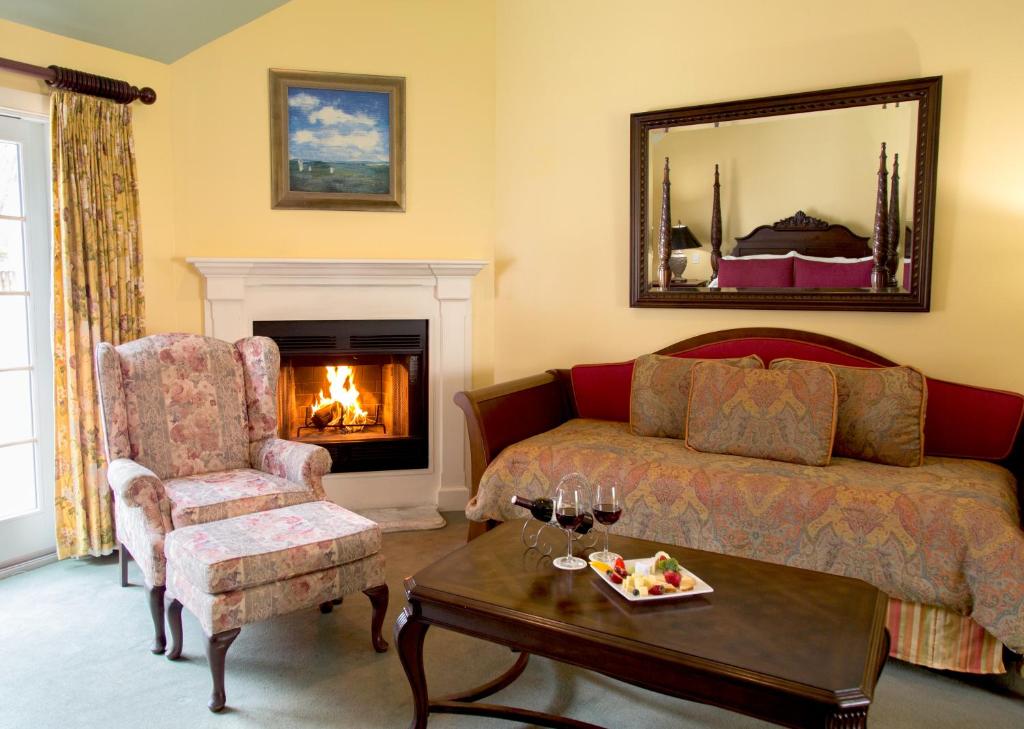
[206,628,241,713]
[363,584,389,653]
[166,598,184,660]
[148,585,166,654]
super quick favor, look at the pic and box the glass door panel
[0,111,54,568]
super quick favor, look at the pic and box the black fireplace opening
[253,319,428,473]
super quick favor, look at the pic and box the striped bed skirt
[888,598,1013,674]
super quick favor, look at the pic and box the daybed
[455,328,1024,676]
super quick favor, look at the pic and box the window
[0,135,38,518]
[0,109,54,565]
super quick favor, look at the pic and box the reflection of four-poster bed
[656,144,907,290]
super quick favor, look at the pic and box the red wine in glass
[555,506,585,530]
[591,482,622,563]
[592,503,622,526]
[553,477,588,570]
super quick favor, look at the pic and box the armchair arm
[107,458,169,522]
[106,458,173,588]
[454,371,573,504]
[252,438,332,500]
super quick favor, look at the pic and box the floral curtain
[52,90,145,559]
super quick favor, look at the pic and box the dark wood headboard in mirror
[629,77,941,311]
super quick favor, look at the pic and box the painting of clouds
[287,87,391,194]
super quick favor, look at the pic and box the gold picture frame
[269,68,405,211]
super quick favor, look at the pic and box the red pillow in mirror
[717,257,794,287]
[793,258,873,288]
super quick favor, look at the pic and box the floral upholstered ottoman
[163,500,388,711]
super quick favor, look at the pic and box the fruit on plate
[590,558,627,584]
[622,572,678,596]
[652,552,680,575]
[617,551,697,595]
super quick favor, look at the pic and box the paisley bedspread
[467,419,1024,652]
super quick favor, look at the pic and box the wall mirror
[629,77,941,311]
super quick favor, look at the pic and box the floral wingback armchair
[95,333,331,653]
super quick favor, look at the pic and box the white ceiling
[0,0,291,63]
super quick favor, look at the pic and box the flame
[312,365,368,425]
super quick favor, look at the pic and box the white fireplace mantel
[188,257,487,512]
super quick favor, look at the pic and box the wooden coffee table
[395,520,889,729]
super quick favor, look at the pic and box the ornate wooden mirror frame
[629,77,941,311]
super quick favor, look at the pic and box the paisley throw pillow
[685,361,838,467]
[630,354,763,439]
[772,358,926,467]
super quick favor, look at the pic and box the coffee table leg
[395,607,430,729]
[825,708,867,728]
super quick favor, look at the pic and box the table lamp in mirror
[669,223,703,284]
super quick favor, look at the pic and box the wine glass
[552,478,588,570]
[590,481,622,563]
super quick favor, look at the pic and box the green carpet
[1,513,1022,728]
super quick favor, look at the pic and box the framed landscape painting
[269,69,405,211]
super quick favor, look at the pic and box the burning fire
[312,365,368,427]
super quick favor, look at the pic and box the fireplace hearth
[254,319,428,473]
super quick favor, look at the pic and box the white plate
[590,557,714,602]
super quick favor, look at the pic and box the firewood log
[311,401,341,429]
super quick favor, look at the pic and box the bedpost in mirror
[887,153,901,288]
[657,157,672,290]
[871,143,890,291]
[710,164,722,281]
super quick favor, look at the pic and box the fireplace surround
[188,258,486,511]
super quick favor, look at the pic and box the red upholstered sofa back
[571,337,1024,461]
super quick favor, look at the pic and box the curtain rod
[0,55,156,105]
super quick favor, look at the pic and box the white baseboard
[436,484,470,512]
[0,551,58,580]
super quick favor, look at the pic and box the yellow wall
[494,0,1024,392]
[167,0,496,384]
[0,0,496,384]
[0,19,178,333]
[5,0,1024,395]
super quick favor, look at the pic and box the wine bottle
[510,495,554,523]
[575,511,595,535]
[511,495,594,533]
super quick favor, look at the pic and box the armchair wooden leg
[148,585,166,654]
[206,628,241,713]
[119,543,131,587]
[166,598,184,660]
[363,584,389,653]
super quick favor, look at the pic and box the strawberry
[614,556,626,572]
[648,584,664,596]
[607,570,623,584]
[664,570,682,588]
